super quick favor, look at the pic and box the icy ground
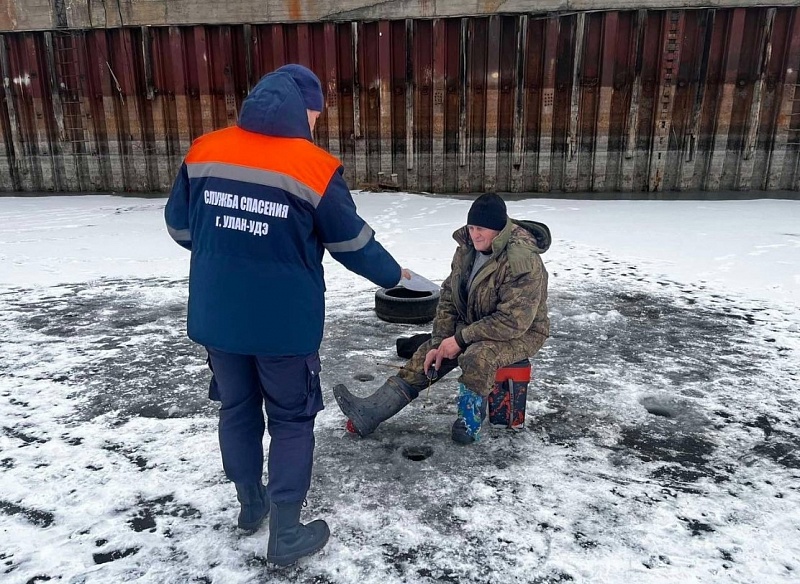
[0,194,799,584]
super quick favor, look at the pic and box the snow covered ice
[0,193,799,584]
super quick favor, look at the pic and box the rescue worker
[165,64,409,565]
[334,193,550,443]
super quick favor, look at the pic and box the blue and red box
[487,359,531,428]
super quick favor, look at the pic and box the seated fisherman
[334,193,551,443]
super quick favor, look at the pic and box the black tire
[375,286,440,324]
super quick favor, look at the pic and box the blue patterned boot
[451,384,486,444]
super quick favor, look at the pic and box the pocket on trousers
[206,353,221,401]
[304,353,324,417]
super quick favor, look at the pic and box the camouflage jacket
[431,218,551,350]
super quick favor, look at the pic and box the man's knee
[267,414,316,441]
[407,339,436,368]
[459,342,502,371]
[461,340,529,369]
[458,342,520,395]
[395,339,435,388]
[219,390,262,414]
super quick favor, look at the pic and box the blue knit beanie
[275,64,324,112]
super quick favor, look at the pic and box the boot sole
[267,530,330,566]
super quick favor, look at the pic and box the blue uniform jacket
[165,71,401,355]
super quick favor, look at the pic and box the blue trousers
[206,348,324,503]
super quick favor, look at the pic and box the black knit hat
[467,193,507,231]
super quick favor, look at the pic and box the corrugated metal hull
[1,8,799,194]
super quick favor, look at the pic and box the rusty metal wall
[1,8,799,194]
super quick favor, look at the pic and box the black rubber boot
[235,482,270,533]
[266,501,330,566]
[333,376,417,437]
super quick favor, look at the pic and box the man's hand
[423,349,438,376]
[434,336,462,370]
[423,337,463,375]
[400,267,412,280]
